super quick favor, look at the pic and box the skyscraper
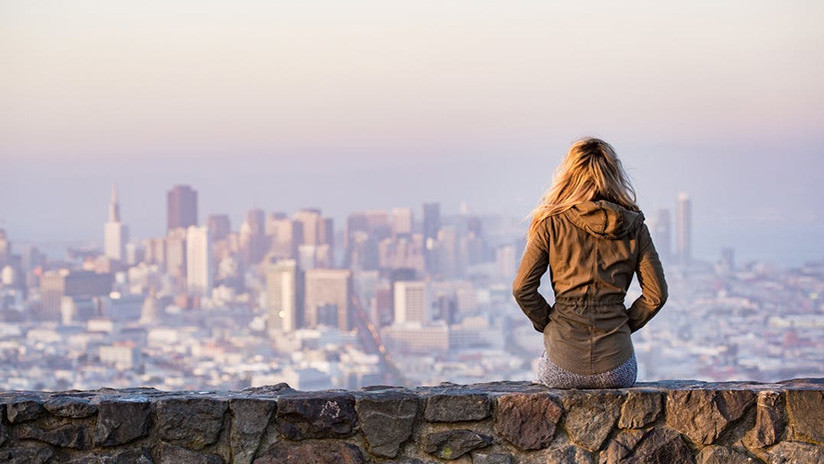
[391,207,413,237]
[206,214,231,242]
[240,208,267,265]
[423,202,441,273]
[167,185,198,232]
[186,225,212,296]
[304,269,352,331]
[423,202,441,242]
[676,193,692,264]
[266,260,302,333]
[651,209,672,263]
[293,208,322,245]
[394,280,428,324]
[103,185,129,262]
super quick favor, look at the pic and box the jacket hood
[564,200,645,239]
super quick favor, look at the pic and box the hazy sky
[2,1,823,264]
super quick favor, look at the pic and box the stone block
[619,390,662,429]
[275,391,358,440]
[15,422,92,449]
[0,446,54,464]
[562,391,623,452]
[93,398,152,447]
[423,429,492,460]
[786,389,824,444]
[666,389,755,445]
[44,395,98,418]
[356,390,420,458]
[156,396,229,451]
[766,441,824,464]
[624,428,693,464]
[472,452,514,464]
[5,397,45,423]
[229,397,276,464]
[159,442,224,464]
[744,391,785,449]
[424,391,491,422]
[696,445,758,464]
[495,392,562,451]
[253,441,365,464]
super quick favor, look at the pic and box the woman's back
[515,199,666,376]
[512,137,667,388]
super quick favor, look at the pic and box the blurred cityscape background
[1,1,822,390]
[0,185,821,391]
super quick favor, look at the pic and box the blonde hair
[527,137,639,241]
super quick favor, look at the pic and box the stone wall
[0,379,822,464]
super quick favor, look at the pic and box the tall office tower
[186,225,212,296]
[319,217,335,264]
[166,227,188,284]
[40,269,113,321]
[423,203,441,241]
[345,212,369,249]
[305,269,353,331]
[144,238,167,268]
[435,227,458,279]
[394,280,428,324]
[268,215,302,259]
[676,193,692,265]
[423,202,441,272]
[266,260,302,333]
[294,208,322,245]
[391,207,414,238]
[240,208,267,265]
[167,185,198,232]
[104,185,129,262]
[207,214,231,242]
[651,209,672,263]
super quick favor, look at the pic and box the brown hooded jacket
[512,199,668,375]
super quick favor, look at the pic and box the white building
[104,185,129,262]
[267,260,300,333]
[394,280,428,324]
[186,225,212,295]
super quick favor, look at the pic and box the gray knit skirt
[535,350,637,389]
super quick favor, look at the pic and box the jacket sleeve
[512,221,553,333]
[627,224,668,332]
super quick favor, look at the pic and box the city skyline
[2,0,824,268]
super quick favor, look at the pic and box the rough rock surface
[696,445,758,464]
[5,398,45,423]
[423,429,492,460]
[619,390,662,429]
[766,441,824,464]
[253,441,365,464]
[156,396,229,450]
[562,391,623,451]
[16,422,92,449]
[356,389,420,457]
[93,398,152,447]
[744,391,785,449]
[666,389,756,445]
[275,390,358,439]
[786,389,824,444]
[424,391,491,422]
[44,396,98,419]
[228,398,276,464]
[0,380,820,463]
[156,442,223,464]
[495,392,562,450]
